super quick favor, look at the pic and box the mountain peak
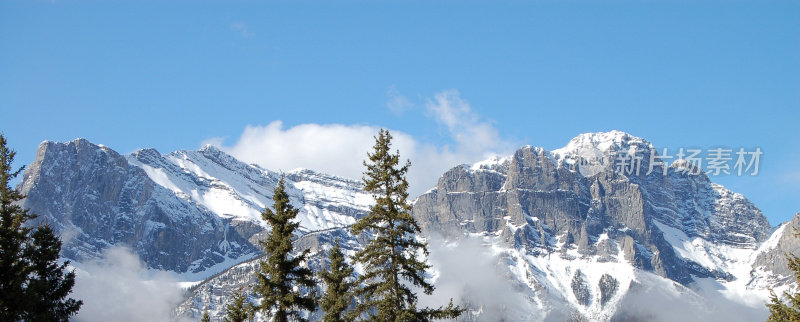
[34,138,122,163]
[38,138,93,149]
[549,131,653,171]
[199,144,224,153]
[131,147,162,158]
[556,130,650,153]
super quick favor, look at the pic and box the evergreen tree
[319,240,355,322]
[201,308,211,322]
[0,134,81,321]
[767,228,800,321]
[0,134,31,321]
[224,288,253,322]
[349,129,463,322]
[22,225,82,321]
[254,177,317,322]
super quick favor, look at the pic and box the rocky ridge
[18,139,371,276]
[15,132,797,321]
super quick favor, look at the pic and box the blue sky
[1,1,798,225]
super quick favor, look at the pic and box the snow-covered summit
[415,132,775,320]
[18,139,371,276]
[552,130,651,156]
[14,135,790,321]
[465,131,655,178]
[550,131,652,176]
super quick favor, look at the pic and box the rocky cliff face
[17,139,371,276]
[18,139,254,273]
[15,133,794,321]
[750,212,800,288]
[412,131,775,319]
[415,132,769,276]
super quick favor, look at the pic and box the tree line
[202,129,800,322]
[215,129,463,322]
[0,134,82,321]
[0,130,460,322]
[6,128,799,321]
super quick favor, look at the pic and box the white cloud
[386,85,414,114]
[426,90,508,155]
[231,22,254,38]
[71,247,187,322]
[205,90,515,197]
[421,236,540,321]
[613,275,767,321]
[207,121,411,180]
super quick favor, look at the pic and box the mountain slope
[18,139,371,277]
[16,133,795,321]
[750,212,800,289]
[411,131,775,320]
[18,139,255,273]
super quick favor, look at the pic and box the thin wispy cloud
[203,90,516,196]
[785,171,800,184]
[426,89,508,155]
[386,85,414,114]
[230,22,254,38]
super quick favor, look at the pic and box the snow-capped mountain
[16,132,799,321]
[18,139,371,278]
[412,131,784,320]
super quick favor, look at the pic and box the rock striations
[15,132,797,321]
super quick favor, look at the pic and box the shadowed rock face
[18,139,256,273]
[16,139,371,275]
[751,212,800,287]
[572,270,592,306]
[599,274,619,307]
[16,133,786,321]
[412,132,772,285]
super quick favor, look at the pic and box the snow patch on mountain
[127,147,372,236]
[411,130,777,320]
[17,133,792,321]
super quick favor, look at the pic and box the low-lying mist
[71,247,187,322]
[420,235,541,321]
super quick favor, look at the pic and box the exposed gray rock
[16,139,371,276]
[572,270,592,306]
[15,132,784,321]
[18,139,255,273]
[599,274,619,307]
[412,132,772,286]
[751,212,800,287]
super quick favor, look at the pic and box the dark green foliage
[224,289,253,322]
[349,129,463,322]
[319,241,355,322]
[254,177,317,322]
[0,134,32,320]
[0,134,81,321]
[22,226,82,321]
[201,308,211,322]
[767,228,800,321]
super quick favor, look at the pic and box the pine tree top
[224,288,253,322]
[254,176,317,322]
[319,240,355,322]
[349,129,463,321]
